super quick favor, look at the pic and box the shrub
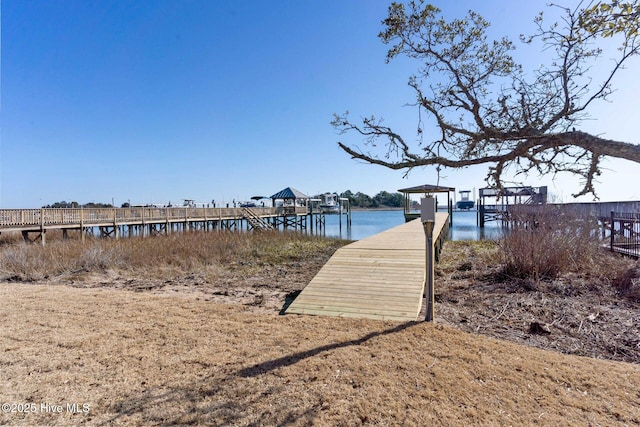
[499,206,603,281]
[610,265,640,303]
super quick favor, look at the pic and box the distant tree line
[338,190,403,208]
[43,201,114,208]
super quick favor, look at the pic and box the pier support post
[421,196,436,322]
[610,210,615,252]
[80,208,85,243]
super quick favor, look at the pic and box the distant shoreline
[349,207,403,212]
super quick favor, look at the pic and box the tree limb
[333,1,640,198]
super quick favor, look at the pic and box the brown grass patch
[611,264,640,302]
[1,284,639,426]
[0,232,346,311]
[436,240,640,364]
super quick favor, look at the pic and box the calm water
[447,209,503,241]
[318,209,503,241]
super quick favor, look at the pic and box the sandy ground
[1,240,640,425]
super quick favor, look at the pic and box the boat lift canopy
[398,184,455,222]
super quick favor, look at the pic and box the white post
[421,196,436,322]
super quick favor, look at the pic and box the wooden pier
[0,206,314,244]
[478,186,548,227]
[285,213,449,321]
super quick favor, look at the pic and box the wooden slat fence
[507,201,640,221]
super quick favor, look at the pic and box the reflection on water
[317,209,503,241]
[447,210,503,241]
[317,210,403,241]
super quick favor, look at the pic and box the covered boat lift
[398,184,455,225]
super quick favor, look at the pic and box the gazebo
[398,184,455,223]
[270,187,310,229]
[270,187,309,210]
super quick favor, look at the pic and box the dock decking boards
[285,213,448,321]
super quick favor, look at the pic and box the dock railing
[0,206,314,231]
[610,211,640,258]
[0,207,283,231]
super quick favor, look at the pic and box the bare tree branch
[333,0,640,198]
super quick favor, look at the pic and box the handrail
[0,206,315,230]
[242,207,275,230]
[0,207,284,229]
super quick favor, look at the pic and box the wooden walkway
[285,213,449,321]
[0,206,312,243]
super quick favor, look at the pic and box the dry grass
[436,240,640,364]
[1,284,639,426]
[499,208,605,281]
[0,231,346,283]
[610,264,640,302]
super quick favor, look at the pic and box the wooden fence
[506,201,640,222]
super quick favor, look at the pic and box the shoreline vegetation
[1,217,639,424]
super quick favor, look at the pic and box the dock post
[421,197,436,322]
[80,207,85,243]
[40,208,46,246]
[610,211,615,252]
[113,208,119,239]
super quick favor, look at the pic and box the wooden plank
[288,308,414,321]
[306,279,422,287]
[297,287,422,296]
[287,302,420,316]
[295,291,421,302]
[285,214,448,321]
[289,299,420,312]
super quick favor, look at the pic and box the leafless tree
[332,1,640,198]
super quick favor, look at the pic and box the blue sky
[1,0,638,208]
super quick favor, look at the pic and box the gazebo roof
[270,187,309,200]
[398,184,455,194]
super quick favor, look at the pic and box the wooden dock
[285,213,449,321]
[0,206,313,244]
